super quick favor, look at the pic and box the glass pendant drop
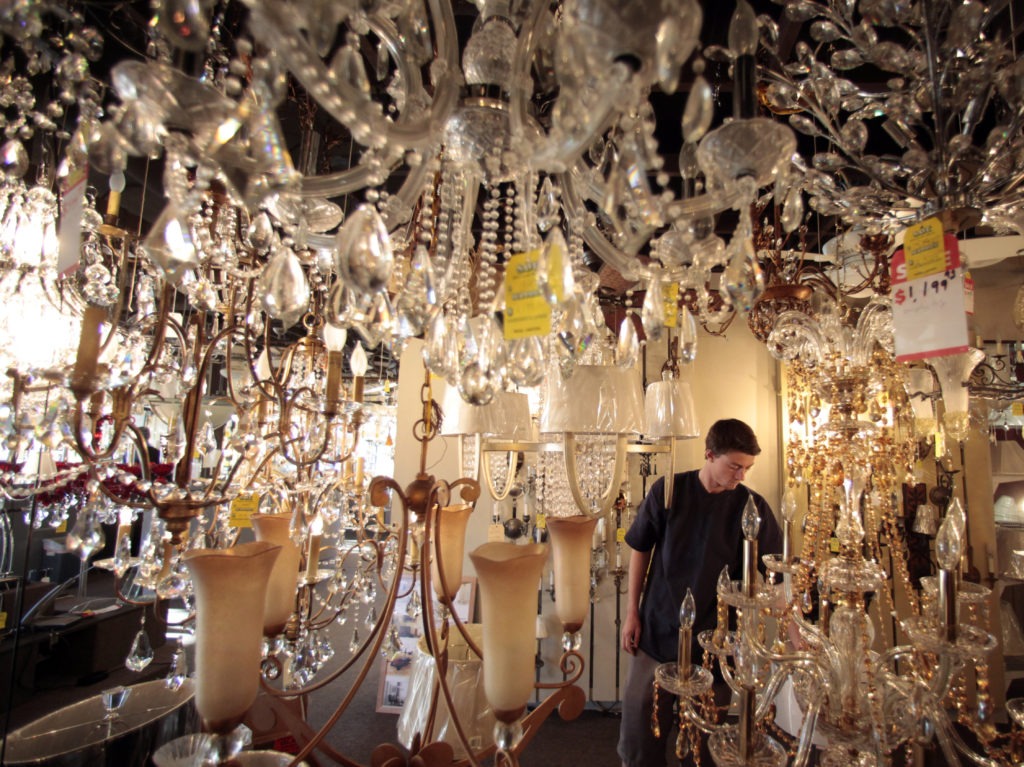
[508,336,545,387]
[125,617,155,672]
[679,307,699,363]
[616,315,640,368]
[334,204,394,297]
[641,274,666,341]
[722,236,764,313]
[258,244,310,329]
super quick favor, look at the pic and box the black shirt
[625,471,783,663]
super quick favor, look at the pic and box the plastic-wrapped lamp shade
[469,542,549,721]
[440,388,533,438]
[546,516,597,632]
[644,379,699,439]
[540,366,644,434]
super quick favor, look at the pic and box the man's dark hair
[706,419,761,457]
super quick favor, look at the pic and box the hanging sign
[663,282,679,328]
[229,494,260,528]
[891,231,969,361]
[504,249,552,340]
[902,216,946,280]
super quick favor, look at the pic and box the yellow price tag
[903,217,946,280]
[55,519,67,534]
[0,611,7,630]
[536,512,546,529]
[829,537,840,554]
[504,250,552,340]
[229,494,260,528]
[663,282,679,328]
[616,527,626,543]
[1013,402,1024,418]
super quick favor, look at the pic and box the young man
[618,418,783,767]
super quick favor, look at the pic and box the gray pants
[617,651,728,767]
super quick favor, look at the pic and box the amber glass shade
[469,542,548,722]
[183,540,281,733]
[546,516,597,633]
[250,513,302,636]
[431,503,474,603]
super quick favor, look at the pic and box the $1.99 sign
[890,224,968,362]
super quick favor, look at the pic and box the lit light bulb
[350,343,369,377]
[679,588,696,630]
[741,494,761,540]
[323,324,347,352]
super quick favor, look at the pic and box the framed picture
[376,575,477,714]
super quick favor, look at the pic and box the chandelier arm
[561,433,625,518]
[481,449,517,501]
[930,702,1004,767]
[286,487,411,765]
[420,520,486,767]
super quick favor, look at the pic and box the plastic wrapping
[439,389,533,438]
[540,365,643,435]
[643,379,699,439]
[397,624,494,758]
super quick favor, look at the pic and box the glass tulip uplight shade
[250,513,303,636]
[431,503,474,603]
[927,349,985,442]
[546,516,597,640]
[469,542,549,724]
[183,541,281,733]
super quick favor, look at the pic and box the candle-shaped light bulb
[728,0,759,120]
[741,494,761,541]
[781,487,798,523]
[781,486,797,562]
[679,588,695,629]
[677,588,696,677]
[935,512,963,572]
[718,565,731,594]
[350,342,368,403]
[727,0,759,55]
[323,324,347,352]
[323,325,347,415]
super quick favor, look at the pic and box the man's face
[705,450,756,491]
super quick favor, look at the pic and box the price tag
[891,237,969,361]
[504,249,552,340]
[616,527,626,543]
[536,512,546,529]
[0,611,7,630]
[664,282,679,328]
[58,162,87,276]
[229,494,260,528]
[829,537,840,554]
[903,217,946,280]
[487,523,505,542]
[55,519,67,534]
[1012,402,1024,417]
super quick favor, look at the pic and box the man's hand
[621,612,641,654]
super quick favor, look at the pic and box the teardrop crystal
[507,336,545,387]
[681,75,714,143]
[641,275,666,342]
[334,205,395,296]
[125,625,155,671]
[258,245,310,328]
[616,315,640,368]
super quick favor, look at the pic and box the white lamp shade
[644,379,699,439]
[440,388,533,439]
[540,366,644,435]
